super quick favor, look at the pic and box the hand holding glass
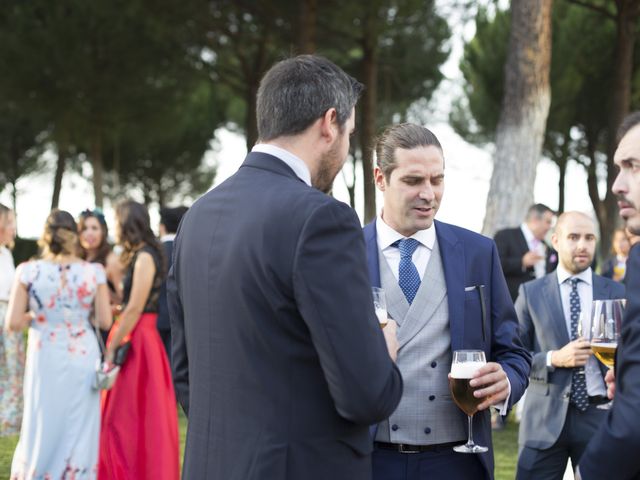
[372,287,388,328]
[449,350,488,453]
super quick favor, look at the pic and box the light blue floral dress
[10,260,105,480]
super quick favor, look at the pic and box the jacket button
[429,395,435,401]
[391,424,399,431]
[424,427,431,434]
[431,361,437,368]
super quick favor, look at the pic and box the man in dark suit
[156,205,188,365]
[363,123,531,480]
[578,112,640,479]
[494,204,558,302]
[167,55,403,480]
[515,211,624,479]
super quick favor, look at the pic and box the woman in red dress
[98,200,179,480]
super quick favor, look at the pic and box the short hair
[617,111,640,143]
[375,123,443,180]
[39,209,79,257]
[160,206,188,234]
[256,55,363,141]
[525,203,555,221]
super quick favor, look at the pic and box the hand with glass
[372,287,399,362]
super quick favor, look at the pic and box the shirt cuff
[546,351,555,371]
[496,376,512,416]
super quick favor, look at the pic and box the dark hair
[256,55,363,141]
[38,209,79,257]
[375,123,443,180]
[115,200,165,274]
[617,111,640,143]
[159,206,188,234]
[78,208,111,266]
[525,203,555,221]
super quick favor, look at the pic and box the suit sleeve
[494,229,526,276]
[293,201,403,425]
[514,284,548,384]
[489,242,532,407]
[580,247,640,479]
[167,229,190,416]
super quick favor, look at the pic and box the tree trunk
[245,82,259,152]
[51,140,67,209]
[558,157,566,214]
[91,131,105,208]
[298,0,317,53]
[482,0,553,236]
[360,8,379,223]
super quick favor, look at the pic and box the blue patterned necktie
[395,238,421,304]
[569,277,589,412]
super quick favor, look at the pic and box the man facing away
[577,112,640,480]
[167,55,403,480]
[494,203,558,303]
[156,205,188,365]
[515,211,624,479]
[363,123,531,480]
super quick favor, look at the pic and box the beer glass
[372,287,388,328]
[449,350,488,453]
[589,299,624,409]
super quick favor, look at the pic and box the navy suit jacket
[363,219,531,479]
[580,244,640,480]
[156,239,173,332]
[167,152,403,480]
[516,272,624,450]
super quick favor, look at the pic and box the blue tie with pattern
[569,277,589,412]
[395,238,421,304]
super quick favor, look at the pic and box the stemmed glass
[372,287,388,328]
[449,350,488,453]
[588,299,625,410]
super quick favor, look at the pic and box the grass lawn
[0,411,519,479]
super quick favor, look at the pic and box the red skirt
[98,313,179,480]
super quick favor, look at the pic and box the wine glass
[372,287,388,328]
[449,350,488,453]
[589,299,625,409]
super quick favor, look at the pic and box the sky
[0,0,596,239]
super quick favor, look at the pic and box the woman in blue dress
[5,210,112,479]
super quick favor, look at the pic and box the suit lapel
[541,274,571,346]
[435,221,465,352]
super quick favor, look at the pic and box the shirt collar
[556,264,592,286]
[251,144,312,186]
[376,215,436,250]
[160,234,176,243]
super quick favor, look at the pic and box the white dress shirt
[521,223,547,279]
[552,265,606,397]
[252,144,312,186]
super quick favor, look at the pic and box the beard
[313,142,344,194]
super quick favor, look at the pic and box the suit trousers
[372,444,487,480]
[516,402,607,480]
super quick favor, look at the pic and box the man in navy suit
[167,55,403,480]
[363,123,531,480]
[578,113,640,479]
[515,211,624,479]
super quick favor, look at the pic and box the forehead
[615,125,640,164]
[393,145,444,173]
[558,216,595,236]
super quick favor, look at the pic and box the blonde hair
[38,209,79,258]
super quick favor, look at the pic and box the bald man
[514,212,625,480]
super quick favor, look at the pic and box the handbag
[91,318,130,390]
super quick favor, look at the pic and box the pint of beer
[590,341,616,368]
[449,361,486,416]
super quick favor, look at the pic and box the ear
[551,233,559,251]
[319,108,339,144]
[374,166,386,192]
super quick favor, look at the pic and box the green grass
[0,409,519,479]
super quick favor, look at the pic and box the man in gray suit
[515,211,625,479]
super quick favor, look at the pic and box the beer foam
[450,362,485,378]
[591,342,617,349]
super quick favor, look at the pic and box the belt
[374,441,463,454]
[588,395,609,405]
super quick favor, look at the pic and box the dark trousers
[516,403,607,480]
[158,328,171,367]
[372,444,488,480]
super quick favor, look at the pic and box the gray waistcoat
[375,237,466,445]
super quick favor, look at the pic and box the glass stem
[467,415,474,446]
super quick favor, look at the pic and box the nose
[419,184,435,202]
[612,171,625,196]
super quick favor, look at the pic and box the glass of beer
[372,287,388,328]
[449,350,488,453]
[589,299,624,409]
